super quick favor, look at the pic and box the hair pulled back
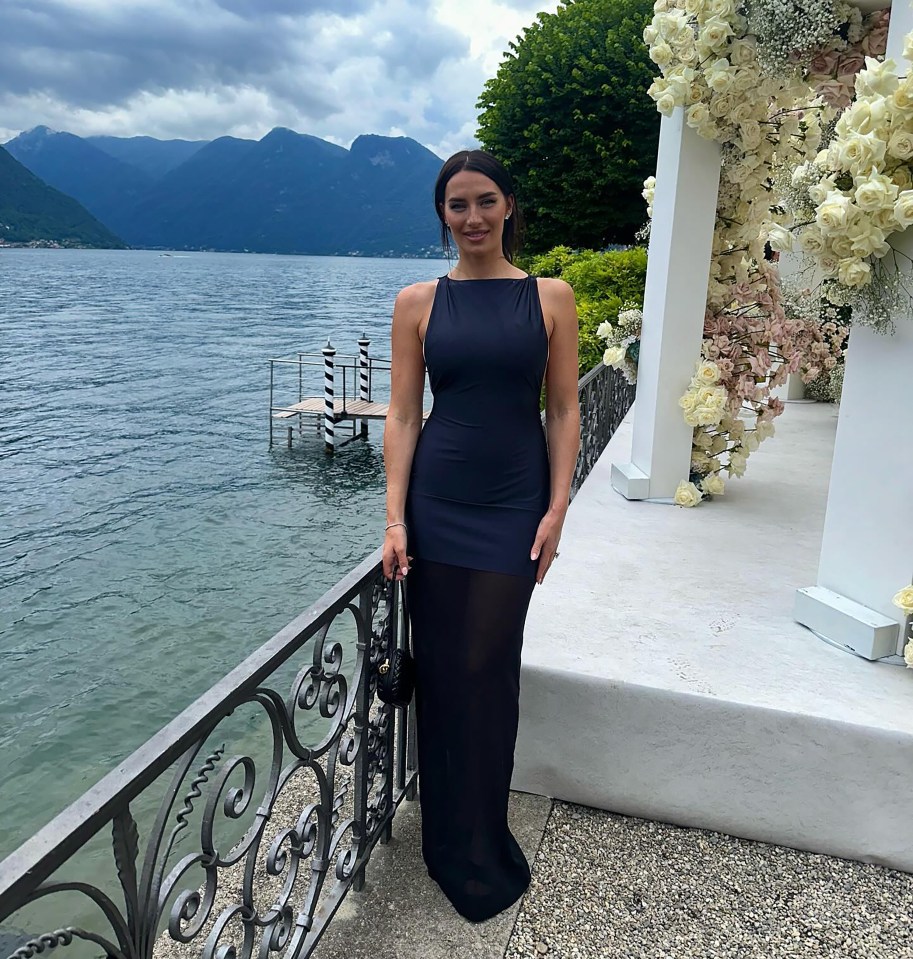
[433,150,524,263]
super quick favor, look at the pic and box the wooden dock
[272,398,430,422]
[269,340,430,451]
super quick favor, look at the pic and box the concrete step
[514,403,913,875]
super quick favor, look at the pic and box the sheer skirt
[407,557,535,922]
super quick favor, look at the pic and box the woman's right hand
[383,526,412,580]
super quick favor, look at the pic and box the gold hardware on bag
[379,661,390,675]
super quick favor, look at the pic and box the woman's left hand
[530,509,566,585]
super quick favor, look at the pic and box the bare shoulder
[535,276,576,308]
[395,279,438,316]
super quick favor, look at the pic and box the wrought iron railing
[0,360,633,959]
[558,362,636,502]
[0,554,415,959]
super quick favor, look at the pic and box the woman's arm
[531,277,581,584]
[382,281,433,580]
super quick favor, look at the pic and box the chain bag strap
[377,572,415,708]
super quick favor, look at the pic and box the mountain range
[3,126,445,256]
[0,145,125,248]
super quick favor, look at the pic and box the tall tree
[477,0,659,252]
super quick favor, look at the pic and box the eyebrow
[448,191,498,202]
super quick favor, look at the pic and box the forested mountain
[0,146,125,248]
[86,135,208,180]
[5,127,152,236]
[4,127,443,256]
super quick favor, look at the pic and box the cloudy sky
[0,0,561,156]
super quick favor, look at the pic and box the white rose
[710,434,728,455]
[871,205,899,233]
[706,62,735,95]
[893,166,913,191]
[819,253,840,277]
[893,585,913,614]
[849,98,889,137]
[856,57,899,99]
[738,119,762,150]
[837,258,871,287]
[674,480,703,508]
[816,191,852,234]
[709,93,734,119]
[643,24,659,46]
[755,419,775,441]
[700,16,733,51]
[694,430,713,450]
[732,69,759,95]
[656,93,677,116]
[729,38,756,66]
[687,82,705,104]
[847,219,888,258]
[603,346,626,367]
[692,359,722,385]
[700,473,726,496]
[844,132,887,177]
[743,431,760,452]
[707,0,735,17]
[888,129,913,162]
[728,450,748,477]
[905,641,913,669]
[797,227,825,255]
[766,224,793,253]
[596,321,613,340]
[893,77,913,115]
[808,176,837,206]
[830,232,855,259]
[894,190,913,228]
[687,102,711,128]
[651,41,674,67]
[854,173,897,212]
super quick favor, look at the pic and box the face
[441,170,513,256]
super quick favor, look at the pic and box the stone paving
[506,801,913,959]
[317,793,913,959]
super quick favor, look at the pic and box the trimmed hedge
[523,246,647,376]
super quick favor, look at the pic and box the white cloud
[0,0,561,153]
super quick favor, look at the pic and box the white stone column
[611,108,722,500]
[794,0,913,660]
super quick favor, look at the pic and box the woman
[382,150,580,922]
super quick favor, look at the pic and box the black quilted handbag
[377,573,415,708]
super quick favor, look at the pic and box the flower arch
[602,0,904,506]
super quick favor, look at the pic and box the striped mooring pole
[358,333,370,438]
[323,339,336,454]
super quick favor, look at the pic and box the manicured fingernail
[402,567,409,574]
[531,551,538,560]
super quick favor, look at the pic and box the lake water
[0,249,446,861]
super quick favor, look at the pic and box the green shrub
[526,246,648,376]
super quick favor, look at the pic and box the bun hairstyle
[433,150,525,263]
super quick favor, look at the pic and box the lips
[464,230,489,241]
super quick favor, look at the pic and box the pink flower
[810,50,839,74]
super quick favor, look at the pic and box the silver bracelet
[385,522,407,532]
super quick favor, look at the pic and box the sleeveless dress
[404,274,551,922]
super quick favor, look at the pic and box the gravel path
[506,801,913,959]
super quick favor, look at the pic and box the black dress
[404,274,550,922]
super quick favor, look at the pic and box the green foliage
[477,0,660,253]
[527,245,647,375]
[0,146,125,248]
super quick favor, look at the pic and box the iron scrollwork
[0,567,416,959]
[1,362,624,959]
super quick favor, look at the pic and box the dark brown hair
[433,150,524,262]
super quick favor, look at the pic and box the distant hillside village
[0,126,445,256]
